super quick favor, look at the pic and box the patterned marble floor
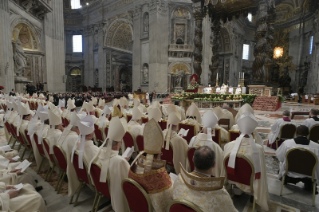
[4,102,319,212]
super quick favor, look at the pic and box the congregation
[0,92,318,212]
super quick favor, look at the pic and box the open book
[12,156,20,161]
[178,128,189,137]
[0,145,12,152]
[15,159,32,172]
[122,147,134,158]
[4,183,24,194]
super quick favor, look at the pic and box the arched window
[176,38,184,45]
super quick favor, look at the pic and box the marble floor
[5,102,319,212]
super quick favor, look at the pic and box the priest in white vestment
[189,110,224,177]
[163,112,188,174]
[173,147,238,212]
[129,119,173,212]
[0,182,46,212]
[89,116,129,212]
[276,125,319,190]
[223,112,269,211]
[268,110,296,145]
[212,106,230,143]
[302,108,319,129]
[230,104,263,145]
[46,105,64,156]
[181,103,201,134]
[95,106,111,138]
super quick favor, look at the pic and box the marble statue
[12,41,27,76]
[144,13,149,32]
[175,70,184,87]
[141,64,149,83]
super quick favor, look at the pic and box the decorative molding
[149,0,168,15]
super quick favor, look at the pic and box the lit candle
[217,73,218,79]
[243,73,245,79]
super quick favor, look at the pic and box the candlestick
[243,73,245,79]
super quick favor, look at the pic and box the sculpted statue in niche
[12,41,27,76]
[175,70,185,87]
[143,13,149,32]
[141,63,149,83]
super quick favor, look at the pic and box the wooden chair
[280,148,317,206]
[224,154,256,211]
[136,135,144,152]
[168,199,204,212]
[309,124,319,143]
[53,145,67,194]
[273,124,297,149]
[161,143,174,167]
[122,178,152,212]
[89,162,111,212]
[187,148,196,172]
[123,132,135,150]
[218,119,230,131]
[71,151,94,206]
[178,123,196,144]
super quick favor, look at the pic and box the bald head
[194,146,215,171]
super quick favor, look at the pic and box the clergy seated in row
[173,146,238,212]
[89,116,130,212]
[127,107,144,142]
[189,110,224,177]
[95,98,106,117]
[57,113,85,198]
[47,105,64,156]
[174,101,186,121]
[0,182,46,212]
[129,119,173,212]
[230,104,263,145]
[268,110,296,147]
[223,111,269,211]
[0,109,6,143]
[211,107,230,143]
[163,112,188,174]
[6,101,19,125]
[302,108,319,129]
[222,103,235,128]
[64,98,77,120]
[148,101,167,120]
[83,101,98,123]
[112,100,124,118]
[95,105,111,129]
[120,97,129,118]
[133,98,147,114]
[276,125,319,193]
[181,103,201,134]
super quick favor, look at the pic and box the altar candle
[243,73,245,79]
[217,73,218,79]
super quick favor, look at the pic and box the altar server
[223,111,269,211]
[129,119,173,212]
[189,110,224,177]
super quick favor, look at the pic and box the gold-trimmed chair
[272,124,296,150]
[178,123,197,144]
[122,178,152,212]
[224,154,256,211]
[280,148,317,206]
[53,145,67,194]
[308,124,319,143]
[168,199,204,212]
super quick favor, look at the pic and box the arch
[171,6,192,19]
[104,18,133,51]
[168,62,191,74]
[69,67,82,76]
[12,23,41,51]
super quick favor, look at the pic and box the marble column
[132,5,142,92]
[0,1,14,92]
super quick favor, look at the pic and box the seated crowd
[0,92,318,212]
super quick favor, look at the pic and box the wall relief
[105,20,133,51]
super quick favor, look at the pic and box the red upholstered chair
[71,151,94,206]
[34,133,47,174]
[24,130,34,160]
[4,122,14,145]
[136,135,144,152]
[218,119,230,131]
[64,118,70,127]
[90,162,111,212]
[160,120,167,131]
[61,117,66,127]
[12,125,30,159]
[53,145,67,194]
[94,124,104,145]
[212,128,221,146]
[141,117,149,124]
[42,138,57,181]
[9,123,19,149]
[229,130,240,142]
[224,155,255,211]
[187,148,196,172]
[123,132,135,150]
[122,178,152,212]
[308,124,319,143]
[168,199,204,212]
[126,114,132,123]
[161,143,174,167]
[178,123,196,144]
[35,102,39,110]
